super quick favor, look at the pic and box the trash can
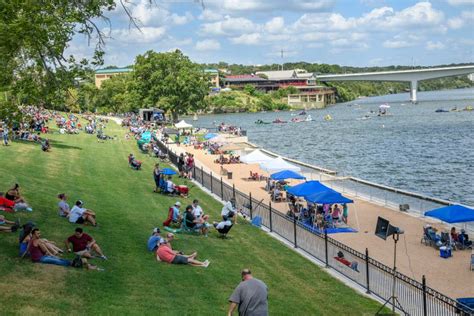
[227,172,233,180]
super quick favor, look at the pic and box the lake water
[192,88,474,206]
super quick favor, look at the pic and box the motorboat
[273,118,287,124]
[304,115,313,122]
[464,105,473,111]
[324,114,332,121]
[255,119,271,124]
[435,109,449,113]
[291,117,304,123]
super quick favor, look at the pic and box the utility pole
[281,49,285,71]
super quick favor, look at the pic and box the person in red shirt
[65,227,107,260]
[0,193,15,212]
[156,236,209,267]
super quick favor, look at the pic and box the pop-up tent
[204,133,218,140]
[260,157,301,173]
[270,170,305,180]
[305,190,353,204]
[175,120,193,129]
[241,149,274,164]
[424,205,474,223]
[287,180,334,198]
[161,168,177,176]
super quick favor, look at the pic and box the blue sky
[68,0,474,68]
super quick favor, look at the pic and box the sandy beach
[166,139,474,299]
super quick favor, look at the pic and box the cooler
[176,185,189,195]
[440,246,452,258]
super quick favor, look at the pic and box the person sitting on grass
[156,238,209,267]
[147,227,163,252]
[4,184,33,212]
[57,193,70,218]
[128,153,142,170]
[0,192,16,212]
[65,227,107,260]
[19,223,64,256]
[192,199,209,222]
[41,138,51,152]
[0,215,19,233]
[163,201,182,228]
[22,228,72,267]
[184,205,209,236]
[68,200,97,226]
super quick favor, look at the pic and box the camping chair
[421,226,434,247]
[216,223,233,238]
[181,218,200,235]
[470,252,474,271]
[441,232,456,250]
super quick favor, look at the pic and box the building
[94,68,132,88]
[255,69,317,87]
[204,69,220,87]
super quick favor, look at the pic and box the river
[191,88,474,206]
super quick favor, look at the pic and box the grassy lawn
[0,119,383,315]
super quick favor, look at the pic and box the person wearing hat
[156,237,209,267]
[147,228,163,252]
[57,193,70,218]
[68,200,97,226]
[228,269,268,316]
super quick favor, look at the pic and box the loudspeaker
[375,217,390,240]
[375,217,404,240]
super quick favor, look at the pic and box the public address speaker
[375,216,404,240]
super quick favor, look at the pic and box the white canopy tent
[240,149,274,164]
[175,120,193,129]
[260,156,301,172]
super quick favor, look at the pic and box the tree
[132,50,209,121]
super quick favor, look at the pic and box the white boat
[305,115,313,122]
[193,113,198,121]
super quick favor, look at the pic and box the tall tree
[132,50,209,120]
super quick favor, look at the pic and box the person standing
[342,203,348,224]
[153,163,161,193]
[228,269,268,316]
[2,125,9,146]
[177,153,185,178]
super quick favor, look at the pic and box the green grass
[0,120,383,315]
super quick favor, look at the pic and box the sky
[68,0,474,68]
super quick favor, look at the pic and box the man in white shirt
[192,199,203,219]
[68,200,97,226]
[221,198,236,219]
[166,176,177,194]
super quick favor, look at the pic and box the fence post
[269,201,273,232]
[365,248,371,294]
[324,230,329,267]
[210,172,213,193]
[193,166,196,179]
[293,215,297,248]
[201,166,204,185]
[220,177,224,200]
[249,192,253,220]
[232,184,236,199]
[422,275,427,316]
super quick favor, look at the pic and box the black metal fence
[156,139,473,316]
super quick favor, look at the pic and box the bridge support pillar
[410,80,418,103]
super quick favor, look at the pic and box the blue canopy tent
[204,133,218,140]
[286,180,334,198]
[270,170,305,181]
[161,168,177,176]
[305,190,354,204]
[424,205,474,223]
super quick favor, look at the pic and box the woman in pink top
[332,204,341,222]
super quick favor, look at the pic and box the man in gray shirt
[228,269,268,316]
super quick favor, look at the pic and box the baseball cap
[153,227,160,234]
[175,201,181,206]
[159,238,167,244]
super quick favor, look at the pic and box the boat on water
[291,117,304,123]
[435,109,449,113]
[324,114,332,121]
[305,115,313,122]
[298,110,307,116]
[255,119,271,124]
[464,105,473,111]
[273,118,287,124]
[193,113,198,121]
[378,104,391,116]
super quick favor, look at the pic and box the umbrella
[161,168,177,176]
[287,180,334,198]
[204,133,218,140]
[270,170,305,180]
[241,149,274,164]
[305,190,353,204]
[424,205,474,223]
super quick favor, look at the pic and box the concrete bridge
[317,65,474,102]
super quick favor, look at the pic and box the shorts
[172,255,188,265]
[76,217,85,224]
[74,249,90,256]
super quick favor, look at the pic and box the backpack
[72,255,83,268]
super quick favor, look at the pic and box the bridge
[316,65,474,103]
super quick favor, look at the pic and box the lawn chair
[181,218,200,235]
[441,232,456,250]
[421,226,434,247]
[216,223,233,238]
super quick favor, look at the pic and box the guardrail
[154,138,473,316]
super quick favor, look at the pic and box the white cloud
[108,27,167,43]
[198,9,223,21]
[447,0,474,5]
[123,0,193,27]
[383,40,413,48]
[195,39,221,51]
[426,41,445,50]
[230,33,262,45]
[200,17,257,36]
[448,17,465,29]
[203,0,334,13]
[264,17,285,33]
